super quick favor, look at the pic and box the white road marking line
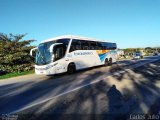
[119,71,125,74]
[113,73,121,76]
[10,58,160,114]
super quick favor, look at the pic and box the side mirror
[49,43,63,53]
[30,47,37,57]
[51,54,55,61]
[49,44,55,53]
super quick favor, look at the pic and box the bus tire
[109,58,112,66]
[104,58,109,66]
[67,63,76,74]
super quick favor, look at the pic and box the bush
[0,33,35,74]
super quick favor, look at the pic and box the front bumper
[35,64,56,75]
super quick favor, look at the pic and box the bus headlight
[36,63,58,70]
[53,63,58,66]
[46,63,58,69]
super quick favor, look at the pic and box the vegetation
[0,33,159,79]
[0,70,34,79]
[0,33,35,75]
[123,47,160,56]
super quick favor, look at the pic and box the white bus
[30,35,117,75]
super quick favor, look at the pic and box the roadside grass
[0,70,34,80]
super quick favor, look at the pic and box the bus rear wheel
[109,58,112,66]
[104,58,109,66]
[67,63,76,74]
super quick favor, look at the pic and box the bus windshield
[36,41,53,65]
[35,39,70,65]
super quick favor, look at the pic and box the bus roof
[41,35,113,43]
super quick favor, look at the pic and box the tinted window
[97,42,103,50]
[81,40,90,50]
[70,39,81,52]
[89,41,97,50]
[53,44,66,61]
[69,39,116,51]
[103,42,117,50]
[57,39,70,47]
[110,43,117,50]
[101,42,106,50]
[105,43,110,50]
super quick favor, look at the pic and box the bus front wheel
[67,63,76,74]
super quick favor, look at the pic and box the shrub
[0,33,35,74]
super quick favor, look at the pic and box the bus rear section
[67,39,117,70]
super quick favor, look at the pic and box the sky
[0,0,160,48]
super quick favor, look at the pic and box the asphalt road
[0,56,160,120]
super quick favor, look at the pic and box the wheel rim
[109,59,112,64]
[105,59,108,65]
[68,64,75,73]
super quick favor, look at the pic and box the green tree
[0,33,35,74]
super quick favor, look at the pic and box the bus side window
[101,42,105,50]
[75,40,81,50]
[105,43,117,50]
[54,44,66,61]
[97,42,103,50]
[69,39,81,52]
[81,41,89,50]
[110,43,113,50]
[89,41,96,50]
[70,46,75,52]
[104,42,109,50]
[112,43,117,50]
